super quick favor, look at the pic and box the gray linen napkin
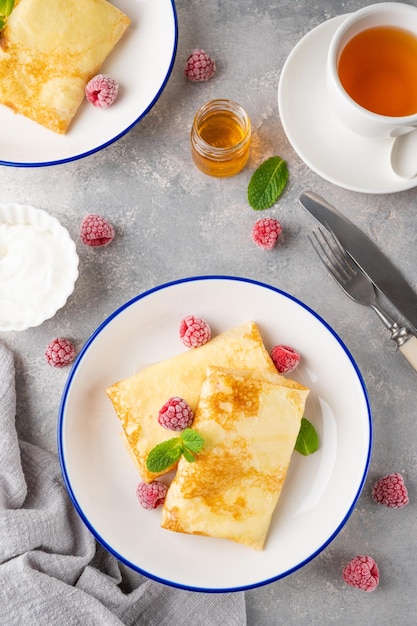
[0,343,246,625]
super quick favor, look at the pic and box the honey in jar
[190,99,251,177]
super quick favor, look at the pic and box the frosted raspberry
[158,396,194,431]
[136,480,167,510]
[80,214,115,247]
[270,344,300,374]
[85,74,119,108]
[45,338,76,368]
[372,473,409,508]
[179,315,211,348]
[184,49,216,82]
[342,555,379,592]
[252,218,282,250]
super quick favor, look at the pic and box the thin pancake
[106,321,302,483]
[161,366,309,550]
[0,0,130,133]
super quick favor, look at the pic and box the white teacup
[327,2,417,139]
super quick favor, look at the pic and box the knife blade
[299,190,417,335]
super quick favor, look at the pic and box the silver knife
[299,190,417,336]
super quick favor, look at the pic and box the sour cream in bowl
[0,204,79,331]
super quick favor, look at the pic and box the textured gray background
[1,1,416,624]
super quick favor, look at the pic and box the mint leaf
[294,417,319,456]
[0,0,14,18]
[0,0,14,32]
[146,437,183,473]
[146,428,205,473]
[247,156,289,210]
[182,448,196,463]
[181,428,204,453]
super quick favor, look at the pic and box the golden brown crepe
[106,321,303,483]
[0,0,130,133]
[161,367,309,550]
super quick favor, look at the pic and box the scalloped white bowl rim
[0,203,79,331]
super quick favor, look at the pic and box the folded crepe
[161,366,310,550]
[0,0,130,133]
[106,321,302,483]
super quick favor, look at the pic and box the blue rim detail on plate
[1,0,178,168]
[57,275,372,593]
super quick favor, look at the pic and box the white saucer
[278,15,417,194]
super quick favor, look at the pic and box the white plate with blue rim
[58,276,372,592]
[0,0,177,167]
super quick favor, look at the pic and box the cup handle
[390,130,417,179]
[390,125,417,138]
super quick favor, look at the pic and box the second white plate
[0,0,178,167]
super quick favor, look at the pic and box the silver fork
[309,227,414,351]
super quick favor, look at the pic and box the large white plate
[278,14,417,194]
[58,276,372,592]
[0,0,177,167]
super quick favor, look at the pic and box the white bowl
[0,203,79,331]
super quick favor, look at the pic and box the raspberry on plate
[184,49,216,82]
[179,315,211,348]
[136,480,167,510]
[85,74,119,108]
[45,338,76,368]
[342,555,379,592]
[372,473,409,508]
[252,217,282,250]
[158,397,194,431]
[80,214,115,247]
[270,344,300,374]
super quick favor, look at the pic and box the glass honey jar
[190,99,251,177]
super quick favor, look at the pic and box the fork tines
[309,227,357,285]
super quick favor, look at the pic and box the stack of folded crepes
[107,322,309,550]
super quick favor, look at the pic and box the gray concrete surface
[1,1,416,624]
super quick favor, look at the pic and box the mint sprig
[294,417,319,456]
[146,428,204,473]
[0,0,15,31]
[247,156,289,210]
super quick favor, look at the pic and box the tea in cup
[327,2,417,139]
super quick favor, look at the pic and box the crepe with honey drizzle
[161,366,309,550]
[0,0,130,133]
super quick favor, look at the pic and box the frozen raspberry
[136,480,167,510]
[270,344,300,374]
[80,214,115,247]
[342,555,379,592]
[372,473,409,508]
[45,338,76,368]
[179,315,211,348]
[252,218,282,250]
[184,49,216,82]
[85,74,119,108]
[158,397,194,431]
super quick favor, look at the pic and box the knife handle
[399,335,417,372]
